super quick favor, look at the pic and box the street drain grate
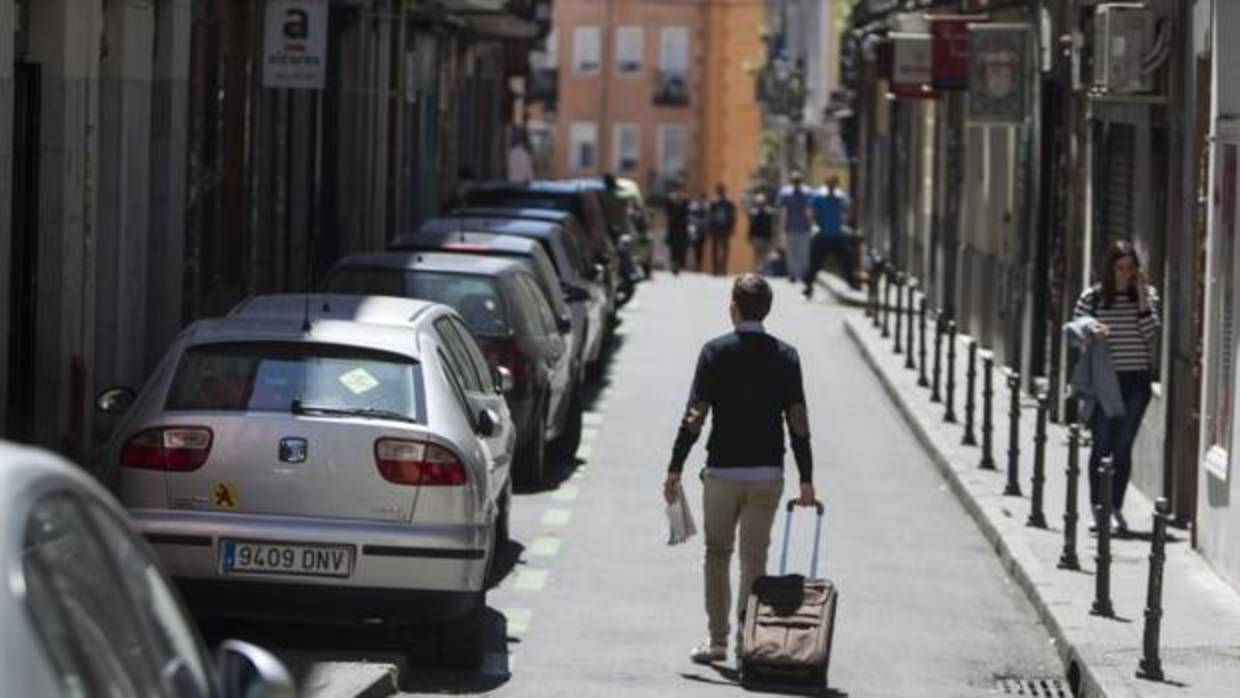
[995,676,1070,696]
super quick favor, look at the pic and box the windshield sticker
[339,368,380,394]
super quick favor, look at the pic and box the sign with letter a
[263,0,329,89]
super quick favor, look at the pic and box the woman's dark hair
[1097,239,1141,308]
[733,274,773,321]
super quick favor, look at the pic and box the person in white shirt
[507,131,534,183]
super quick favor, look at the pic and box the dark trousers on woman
[668,236,688,274]
[1088,370,1153,512]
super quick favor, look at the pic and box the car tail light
[120,427,213,471]
[482,337,532,387]
[374,438,468,486]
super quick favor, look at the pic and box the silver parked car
[0,439,294,698]
[94,294,516,667]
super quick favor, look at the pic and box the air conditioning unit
[1093,4,1156,94]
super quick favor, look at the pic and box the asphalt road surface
[223,272,1067,697]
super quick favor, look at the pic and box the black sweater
[668,329,813,483]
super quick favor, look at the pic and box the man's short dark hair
[732,274,773,321]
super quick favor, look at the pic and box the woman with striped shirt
[1073,240,1161,534]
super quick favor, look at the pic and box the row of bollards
[869,268,1170,684]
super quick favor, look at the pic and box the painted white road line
[529,536,562,557]
[513,569,549,592]
[541,508,573,526]
[583,412,605,427]
[575,443,594,461]
[551,484,579,501]
[503,608,532,637]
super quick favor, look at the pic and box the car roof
[419,217,561,238]
[199,293,452,359]
[332,250,525,276]
[450,206,576,225]
[391,229,542,254]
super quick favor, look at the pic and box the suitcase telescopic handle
[779,498,825,578]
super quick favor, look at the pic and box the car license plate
[220,540,354,578]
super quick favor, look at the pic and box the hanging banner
[263,0,329,90]
[967,24,1030,124]
[930,15,987,90]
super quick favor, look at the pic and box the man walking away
[662,274,817,664]
[689,193,711,272]
[804,175,854,298]
[708,184,738,276]
[664,186,691,275]
[747,193,775,273]
[778,171,815,284]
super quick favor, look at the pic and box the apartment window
[614,124,640,172]
[569,122,598,171]
[617,26,644,74]
[1206,139,1240,480]
[657,124,687,181]
[573,26,601,74]
[656,27,690,106]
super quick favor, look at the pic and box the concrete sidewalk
[824,274,1240,698]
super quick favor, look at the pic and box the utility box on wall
[1092,3,1157,94]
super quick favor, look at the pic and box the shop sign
[967,24,1029,123]
[263,0,329,90]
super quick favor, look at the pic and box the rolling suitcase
[739,499,837,694]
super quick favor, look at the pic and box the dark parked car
[323,253,575,485]
[410,218,612,374]
[462,182,622,308]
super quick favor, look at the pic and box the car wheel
[435,594,486,669]
[515,400,547,487]
[551,387,584,461]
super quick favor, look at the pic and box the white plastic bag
[666,487,697,545]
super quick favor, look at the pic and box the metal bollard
[1091,455,1116,618]
[881,271,893,338]
[1136,498,1171,681]
[1057,424,1082,570]
[904,282,917,370]
[1004,370,1022,496]
[893,274,905,354]
[1027,392,1049,528]
[918,298,929,387]
[962,339,978,445]
[931,314,944,403]
[870,260,882,327]
[944,320,958,423]
[979,351,997,470]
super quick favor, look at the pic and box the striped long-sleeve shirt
[1072,285,1161,372]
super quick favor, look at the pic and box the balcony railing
[653,70,690,107]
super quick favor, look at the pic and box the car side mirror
[96,387,137,415]
[477,408,501,437]
[556,315,572,333]
[562,284,590,303]
[216,640,295,698]
[493,365,515,394]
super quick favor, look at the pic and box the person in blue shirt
[777,171,815,284]
[803,175,856,298]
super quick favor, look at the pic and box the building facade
[0,0,543,459]
[534,0,764,272]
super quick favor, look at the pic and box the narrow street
[250,273,1065,697]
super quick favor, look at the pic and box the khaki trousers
[702,477,782,646]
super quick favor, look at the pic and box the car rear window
[165,342,423,420]
[465,190,575,216]
[404,271,510,336]
[323,267,406,297]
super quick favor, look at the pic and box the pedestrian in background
[506,130,534,183]
[803,175,854,298]
[662,274,817,664]
[778,171,815,284]
[708,184,738,276]
[689,193,710,272]
[664,187,691,275]
[1071,239,1161,535]
[747,193,776,273]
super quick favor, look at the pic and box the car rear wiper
[290,399,417,424]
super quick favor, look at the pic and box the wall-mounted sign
[967,24,1030,123]
[263,0,329,90]
[887,33,939,99]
